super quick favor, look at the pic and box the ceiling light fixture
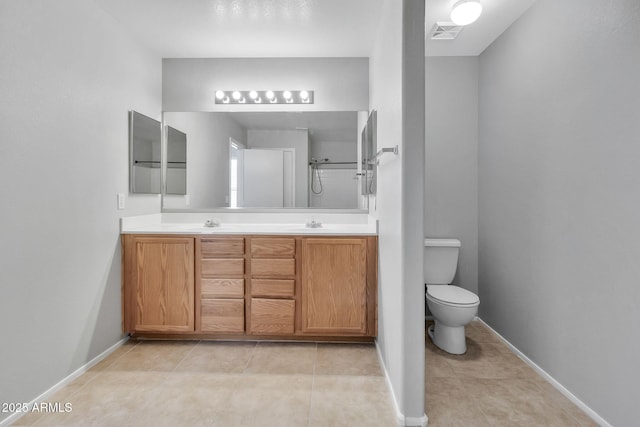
[215,90,229,103]
[450,0,482,26]
[215,90,314,104]
[266,90,276,103]
[249,90,261,103]
[232,90,244,103]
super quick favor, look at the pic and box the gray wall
[478,0,640,425]
[0,0,161,422]
[370,0,426,424]
[425,57,478,295]
[163,58,369,112]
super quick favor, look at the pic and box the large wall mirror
[129,111,161,194]
[162,111,368,211]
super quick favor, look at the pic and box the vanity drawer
[201,258,244,277]
[250,298,295,334]
[250,238,295,258]
[251,258,295,277]
[251,279,295,298]
[202,278,244,298]
[201,238,244,257]
[201,299,244,333]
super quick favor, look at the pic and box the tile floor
[11,321,598,426]
[11,341,395,427]
[425,320,598,427]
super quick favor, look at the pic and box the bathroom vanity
[121,216,378,341]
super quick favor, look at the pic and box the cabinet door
[301,238,367,335]
[133,237,195,332]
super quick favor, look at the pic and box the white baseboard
[476,318,612,427]
[375,341,428,427]
[404,414,429,426]
[0,337,129,427]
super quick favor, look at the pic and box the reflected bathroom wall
[309,167,359,208]
[129,111,161,194]
[165,126,187,195]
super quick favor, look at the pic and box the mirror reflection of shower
[310,158,329,194]
[308,158,359,209]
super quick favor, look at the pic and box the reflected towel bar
[307,161,358,166]
[134,161,186,164]
[369,145,399,164]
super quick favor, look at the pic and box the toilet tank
[424,238,461,284]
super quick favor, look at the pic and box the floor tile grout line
[96,338,140,371]
[241,341,259,375]
[307,342,318,427]
[170,339,201,373]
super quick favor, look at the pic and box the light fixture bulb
[450,0,482,26]
[283,90,292,100]
[215,90,226,100]
[232,91,242,100]
[299,90,309,100]
[266,90,275,100]
[249,90,258,100]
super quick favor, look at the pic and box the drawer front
[202,278,244,298]
[251,258,295,277]
[201,238,244,257]
[201,258,244,277]
[251,279,295,298]
[201,299,244,333]
[250,298,295,334]
[251,238,295,258]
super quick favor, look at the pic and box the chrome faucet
[305,219,322,228]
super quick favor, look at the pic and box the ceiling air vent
[430,22,464,40]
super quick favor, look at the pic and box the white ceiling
[425,0,537,56]
[95,0,536,59]
[94,0,383,58]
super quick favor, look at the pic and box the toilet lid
[427,285,479,306]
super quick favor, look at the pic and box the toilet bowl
[426,284,479,354]
[424,238,479,355]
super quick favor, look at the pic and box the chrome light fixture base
[215,90,314,104]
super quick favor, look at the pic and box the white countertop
[120,213,378,236]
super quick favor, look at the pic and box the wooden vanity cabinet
[123,233,377,339]
[197,237,245,333]
[122,235,195,334]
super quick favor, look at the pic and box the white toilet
[424,238,479,355]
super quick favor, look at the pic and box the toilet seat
[426,285,479,307]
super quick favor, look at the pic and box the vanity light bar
[215,90,314,104]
